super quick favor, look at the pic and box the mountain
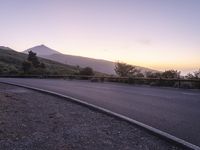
[23,45,159,75]
[23,45,61,55]
[0,47,78,75]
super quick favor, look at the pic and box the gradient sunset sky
[0,0,200,74]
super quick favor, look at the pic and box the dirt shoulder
[0,83,186,150]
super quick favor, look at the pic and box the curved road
[1,78,200,146]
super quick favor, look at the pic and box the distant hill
[0,46,13,50]
[0,47,78,75]
[42,54,116,74]
[24,45,158,74]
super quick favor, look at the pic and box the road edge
[1,81,200,150]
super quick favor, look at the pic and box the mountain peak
[38,44,47,47]
[23,44,61,56]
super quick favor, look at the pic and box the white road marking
[182,92,200,96]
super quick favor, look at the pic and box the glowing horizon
[0,0,200,75]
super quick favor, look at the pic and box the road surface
[1,78,200,146]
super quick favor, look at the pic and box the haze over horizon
[1,0,200,75]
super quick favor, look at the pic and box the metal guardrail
[0,75,200,89]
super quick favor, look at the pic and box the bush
[162,70,180,78]
[80,67,94,76]
[146,71,162,78]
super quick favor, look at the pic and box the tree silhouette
[22,61,32,73]
[185,73,194,79]
[194,69,200,79]
[27,51,40,68]
[115,62,139,77]
[22,51,46,74]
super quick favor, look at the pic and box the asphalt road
[1,78,200,146]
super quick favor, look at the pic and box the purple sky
[0,0,200,74]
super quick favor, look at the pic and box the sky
[0,0,200,74]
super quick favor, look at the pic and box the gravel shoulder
[0,83,186,150]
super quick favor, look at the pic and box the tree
[115,62,139,77]
[22,61,32,73]
[22,51,46,74]
[194,69,200,79]
[162,70,181,78]
[27,51,40,68]
[185,73,194,79]
[80,67,94,76]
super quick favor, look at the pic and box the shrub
[162,70,180,78]
[80,67,94,76]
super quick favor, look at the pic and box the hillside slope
[42,54,116,74]
[0,48,78,75]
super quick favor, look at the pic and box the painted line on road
[182,92,200,96]
[1,81,200,150]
